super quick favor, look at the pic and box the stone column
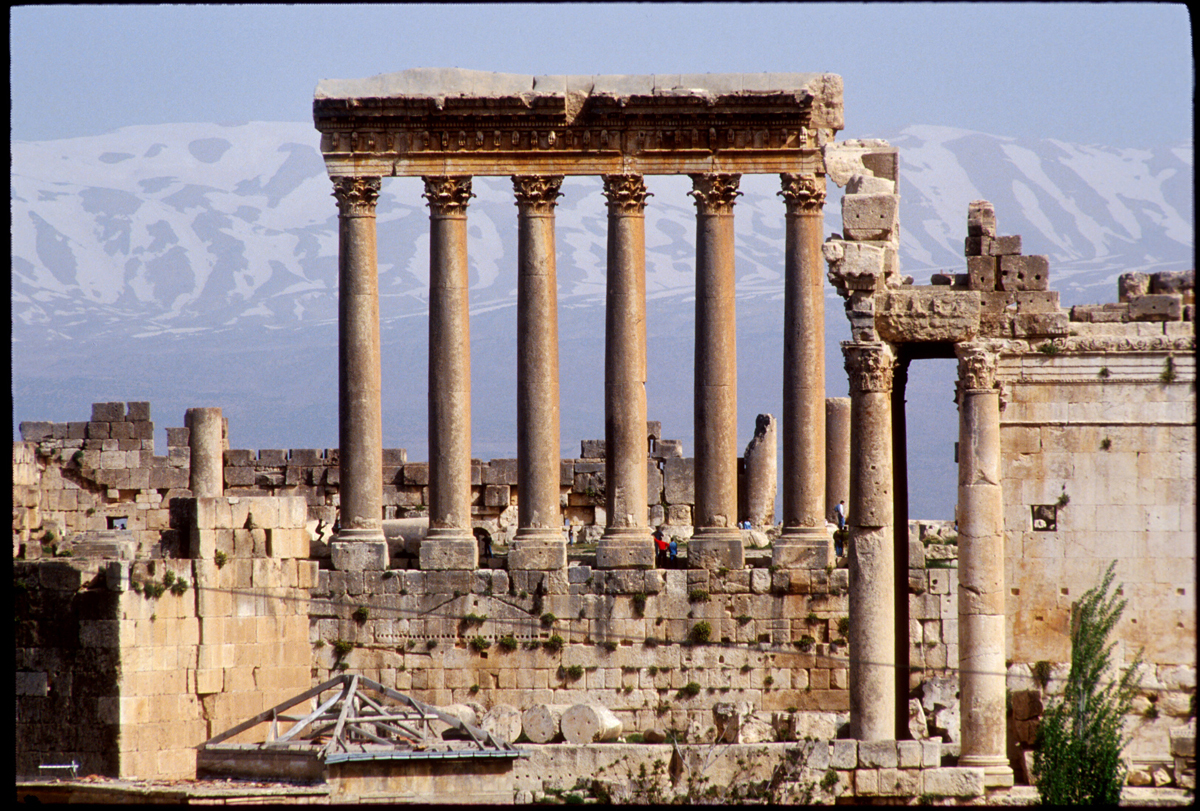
[509,175,567,571]
[825,397,851,524]
[843,342,896,741]
[687,173,744,570]
[598,174,655,569]
[775,173,831,568]
[955,343,1013,786]
[420,176,477,571]
[826,396,851,562]
[331,176,388,571]
[185,407,223,498]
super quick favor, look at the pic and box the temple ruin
[14,69,1196,804]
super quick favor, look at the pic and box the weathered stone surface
[987,234,1022,255]
[842,194,899,241]
[1012,311,1069,338]
[923,767,984,797]
[330,540,388,571]
[1119,271,1152,301]
[967,201,996,238]
[874,289,981,343]
[823,142,897,187]
[1129,294,1183,321]
[998,255,1050,291]
[825,240,887,289]
[1151,269,1195,295]
[967,256,998,291]
[663,457,695,505]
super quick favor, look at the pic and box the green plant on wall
[1032,561,1143,805]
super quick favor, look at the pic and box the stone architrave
[331,176,388,569]
[775,173,831,568]
[843,342,896,741]
[509,175,567,572]
[420,176,478,571]
[955,342,1014,787]
[598,174,655,569]
[185,407,224,498]
[687,173,744,571]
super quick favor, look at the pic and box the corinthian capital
[332,176,381,217]
[512,175,564,213]
[843,342,896,394]
[602,173,652,214]
[688,173,742,215]
[778,173,826,213]
[422,176,475,214]
[956,342,998,392]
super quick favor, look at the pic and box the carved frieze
[331,176,381,217]
[511,175,564,213]
[601,174,652,214]
[688,173,742,215]
[843,343,896,394]
[778,173,826,213]
[875,289,981,344]
[421,176,475,214]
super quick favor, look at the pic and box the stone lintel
[874,289,981,344]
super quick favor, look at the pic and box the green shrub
[1032,561,1143,805]
[498,634,518,652]
[564,664,584,681]
[837,617,850,638]
[214,550,228,568]
[543,634,565,653]
[689,621,712,644]
[688,589,710,603]
[677,682,702,699]
[796,635,815,653]
[169,578,189,596]
[333,639,354,657]
[352,605,370,623]
[469,636,490,653]
[462,612,488,627]
[601,640,619,653]
[540,612,558,628]
[736,614,753,625]
[631,592,647,617]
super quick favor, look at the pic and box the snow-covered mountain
[11,121,1193,520]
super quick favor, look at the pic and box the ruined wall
[14,495,314,781]
[997,318,1196,771]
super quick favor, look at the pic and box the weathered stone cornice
[314,70,840,178]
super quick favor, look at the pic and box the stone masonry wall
[997,304,1196,777]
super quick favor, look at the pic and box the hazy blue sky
[11,3,1193,147]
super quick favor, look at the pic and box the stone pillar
[843,342,896,741]
[825,397,851,524]
[688,173,744,570]
[955,343,1014,786]
[509,175,567,571]
[775,173,831,568]
[185,407,223,498]
[598,174,655,569]
[420,176,477,571]
[331,176,388,570]
[742,414,777,527]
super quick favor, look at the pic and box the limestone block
[967,256,998,291]
[1170,723,1195,758]
[1151,269,1195,295]
[923,767,984,798]
[91,402,125,422]
[842,194,899,241]
[987,234,1022,256]
[663,457,695,505]
[964,235,993,256]
[998,255,1050,291]
[1013,312,1069,338]
[484,485,510,508]
[483,459,519,485]
[823,142,896,187]
[859,740,899,768]
[875,289,981,343]
[826,241,886,290]
[1119,271,1152,301]
[580,440,606,459]
[846,173,895,195]
[1129,294,1183,321]
[967,200,997,238]
[331,540,388,571]
[562,703,623,743]
[655,439,684,458]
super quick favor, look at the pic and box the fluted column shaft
[776,173,831,568]
[688,173,744,570]
[510,175,567,571]
[844,342,896,741]
[420,176,477,570]
[598,174,654,569]
[956,344,1013,786]
[334,176,385,546]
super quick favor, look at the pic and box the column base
[597,527,654,569]
[959,757,1014,788]
[772,526,832,569]
[330,530,389,571]
[688,529,744,570]
[509,529,567,571]
[419,528,478,570]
